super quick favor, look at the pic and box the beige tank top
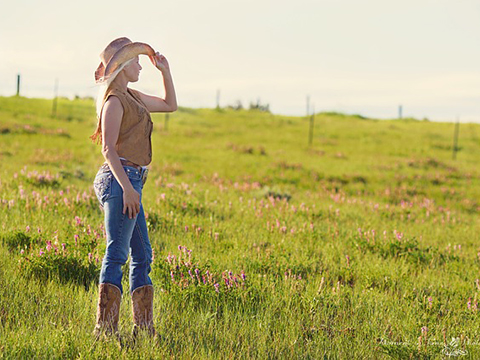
[101,84,153,166]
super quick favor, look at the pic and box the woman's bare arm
[137,53,177,112]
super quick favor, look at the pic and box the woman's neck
[111,73,129,92]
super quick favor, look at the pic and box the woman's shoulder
[103,92,126,115]
[104,94,122,106]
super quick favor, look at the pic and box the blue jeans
[93,163,153,295]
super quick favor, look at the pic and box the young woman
[90,37,177,340]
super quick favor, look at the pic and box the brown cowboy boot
[131,285,156,338]
[93,283,122,339]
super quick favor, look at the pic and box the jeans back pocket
[93,173,113,205]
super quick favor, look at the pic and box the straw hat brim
[95,42,155,83]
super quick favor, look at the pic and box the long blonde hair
[89,58,135,144]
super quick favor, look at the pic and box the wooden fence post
[165,113,170,131]
[16,74,20,96]
[452,118,460,160]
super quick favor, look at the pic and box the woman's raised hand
[149,51,170,73]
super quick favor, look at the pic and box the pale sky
[1,0,479,121]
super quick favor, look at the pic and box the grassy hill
[1,95,480,358]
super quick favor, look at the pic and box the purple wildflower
[421,326,428,337]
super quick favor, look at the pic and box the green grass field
[1,95,480,359]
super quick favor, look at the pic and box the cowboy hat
[95,37,155,83]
